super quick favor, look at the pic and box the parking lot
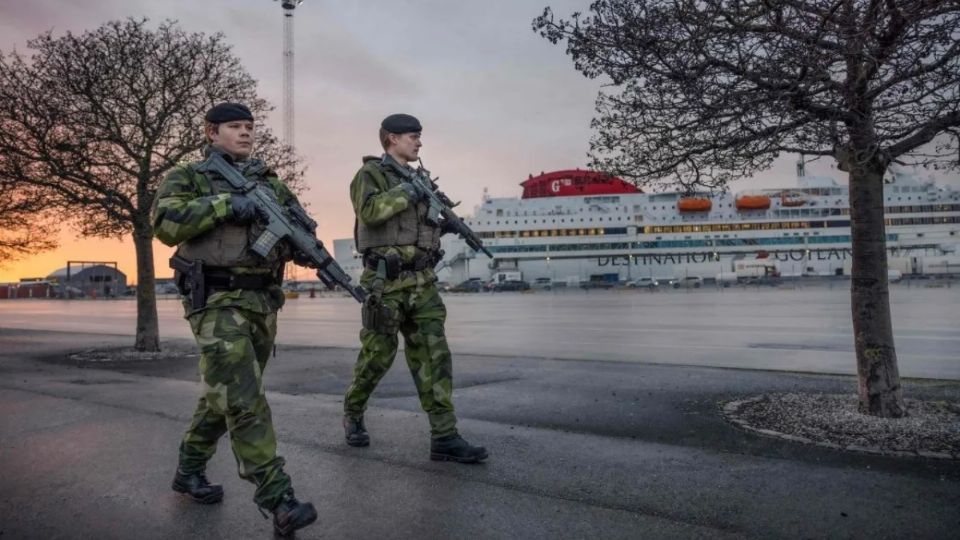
[2,279,957,379]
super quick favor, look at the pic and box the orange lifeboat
[735,195,771,211]
[677,197,712,212]
[780,192,806,207]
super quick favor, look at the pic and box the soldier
[343,113,488,463]
[151,102,317,536]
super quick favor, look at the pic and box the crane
[276,0,303,147]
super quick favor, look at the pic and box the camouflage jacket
[151,146,301,314]
[350,154,438,292]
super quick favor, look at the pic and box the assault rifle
[406,163,494,259]
[197,152,366,303]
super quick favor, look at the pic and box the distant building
[0,279,56,300]
[0,283,17,299]
[47,264,127,298]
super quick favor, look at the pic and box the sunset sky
[2,0,958,284]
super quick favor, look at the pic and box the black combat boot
[272,491,318,537]
[343,416,370,447]
[430,435,489,464]
[171,469,224,504]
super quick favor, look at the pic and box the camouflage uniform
[344,155,458,439]
[151,146,300,511]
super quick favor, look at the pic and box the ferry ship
[332,162,960,286]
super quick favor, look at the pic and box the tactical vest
[355,159,442,253]
[174,163,290,270]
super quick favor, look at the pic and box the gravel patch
[723,393,960,459]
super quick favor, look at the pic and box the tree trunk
[132,215,160,352]
[846,153,905,417]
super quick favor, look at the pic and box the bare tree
[0,176,58,267]
[535,0,960,417]
[0,18,305,351]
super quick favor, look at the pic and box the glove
[228,195,267,224]
[291,240,324,268]
[292,250,317,268]
[398,182,424,203]
[439,219,459,236]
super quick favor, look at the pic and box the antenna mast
[277,0,303,147]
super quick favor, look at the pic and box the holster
[170,255,278,311]
[170,255,206,310]
[361,259,398,334]
[362,253,401,280]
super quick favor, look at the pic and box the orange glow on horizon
[0,228,336,285]
[0,229,175,284]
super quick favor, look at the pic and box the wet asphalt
[1,327,958,539]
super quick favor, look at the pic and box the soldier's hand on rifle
[397,182,425,203]
[439,218,459,236]
[292,250,317,269]
[228,195,268,224]
[291,240,324,269]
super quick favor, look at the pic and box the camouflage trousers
[178,305,291,510]
[344,282,458,438]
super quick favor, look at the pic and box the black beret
[381,113,422,134]
[204,102,254,124]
